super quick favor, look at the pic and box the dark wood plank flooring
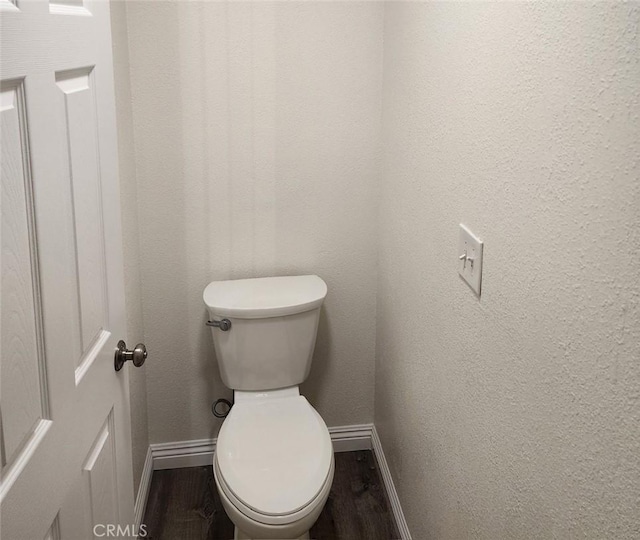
[142,450,400,540]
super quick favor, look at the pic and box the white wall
[110,0,149,495]
[376,2,640,538]
[113,3,640,534]
[121,1,383,444]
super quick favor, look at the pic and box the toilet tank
[203,275,327,391]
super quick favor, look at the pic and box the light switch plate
[458,224,483,296]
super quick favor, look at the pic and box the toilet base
[234,527,310,540]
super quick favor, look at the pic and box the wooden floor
[142,450,400,540]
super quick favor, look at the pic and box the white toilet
[203,275,334,540]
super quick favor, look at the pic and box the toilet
[203,275,334,540]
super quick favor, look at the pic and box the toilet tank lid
[203,275,327,319]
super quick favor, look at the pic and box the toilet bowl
[213,388,334,539]
[204,275,333,539]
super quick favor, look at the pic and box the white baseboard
[149,423,374,471]
[137,422,410,539]
[328,423,374,453]
[372,425,412,540]
[151,437,217,470]
[133,446,153,533]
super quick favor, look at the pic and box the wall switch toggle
[458,224,483,296]
[459,252,474,269]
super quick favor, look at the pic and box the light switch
[458,224,483,296]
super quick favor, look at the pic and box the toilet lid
[216,396,333,516]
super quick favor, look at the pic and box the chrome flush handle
[206,318,232,331]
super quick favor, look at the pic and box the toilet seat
[215,394,333,525]
[214,451,334,528]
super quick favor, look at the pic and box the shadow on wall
[301,307,332,408]
[126,0,380,444]
[199,313,231,436]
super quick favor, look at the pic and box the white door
[1,0,135,538]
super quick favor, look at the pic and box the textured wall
[123,1,383,444]
[110,0,149,496]
[376,2,640,538]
